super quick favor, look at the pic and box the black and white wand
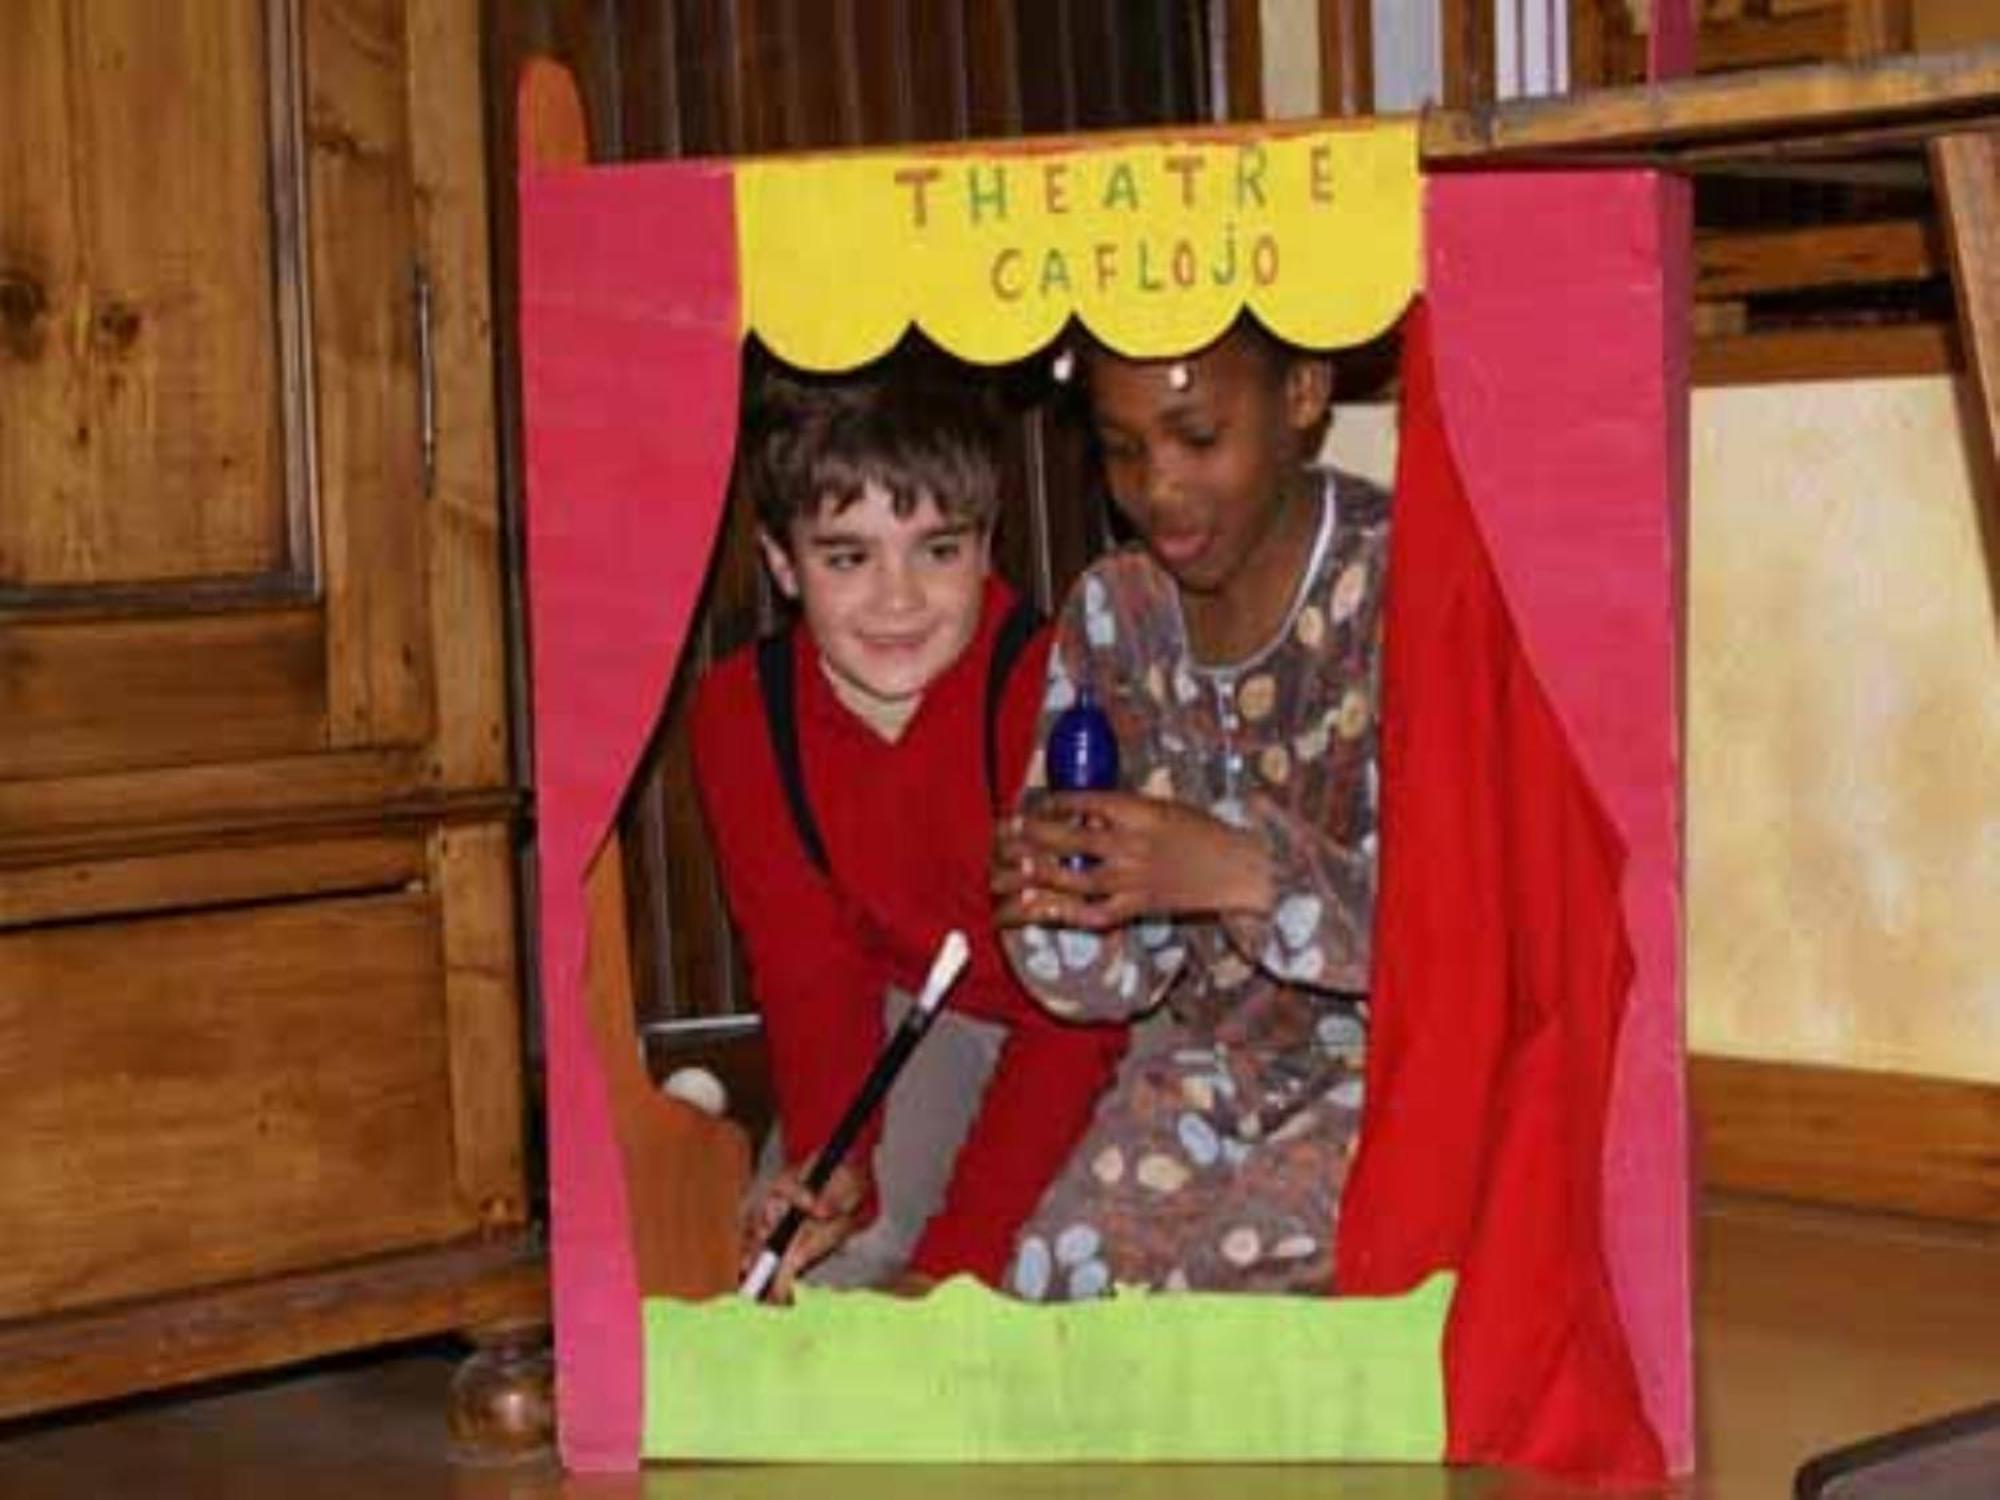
[738,929,971,1302]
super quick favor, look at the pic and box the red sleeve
[690,663,888,1173]
[907,1013,1123,1284]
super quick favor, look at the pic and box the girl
[993,319,1387,1300]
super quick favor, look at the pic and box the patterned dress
[1003,471,1389,1300]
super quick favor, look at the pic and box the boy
[691,369,1126,1298]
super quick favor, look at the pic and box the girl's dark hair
[1073,310,1298,386]
[738,365,1001,544]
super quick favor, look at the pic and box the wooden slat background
[484,3,1211,1098]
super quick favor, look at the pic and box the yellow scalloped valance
[735,121,1421,371]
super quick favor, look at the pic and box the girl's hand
[992,791,1274,930]
[739,1155,870,1304]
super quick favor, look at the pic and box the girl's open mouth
[1151,530,1211,567]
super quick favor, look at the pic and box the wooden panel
[0,891,472,1319]
[787,1,861,145]
[0,607,327,780]
[734,0,790,152]
[307,0,434,748]
[1015,0,1079,132]
[1068,1,1128,129]
[583,847,749,1300]
[1129,0,1197,124]
[0,1235,544,1421]
[1318,0,1373,119]
[612,1,681,157]
[0,747,438,856]
[1419,47,2000,163]
[434,822,529,1227]
[907,0,970,137]
[1691,1055,2000,1223]
[1844,0,1916,58]
[1219,0,1263,121]
[674,0,749,154]
[405,0,511,790]
[962,0,1023,135]
[1440,0,1497,110]
[625,671,741,1021]
[1693,320,1958,383]
[1696,218,1943,296]
[1698,11,1848,72]
[853,0,915,143]
[0,0,286,591]
[1930,130,2000,490]
[1916,0,2000,50]
[0,831,424,930]
[1569,0,1615,91]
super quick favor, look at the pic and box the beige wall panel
[1689,376,2000,1082]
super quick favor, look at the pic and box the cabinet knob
[0,270,49,359]
[91,297,143,355]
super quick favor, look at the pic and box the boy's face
[761,482,991,707]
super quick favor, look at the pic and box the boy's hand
[993,792,1273,930]
[740,1155,870,1303]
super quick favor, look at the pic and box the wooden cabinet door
[0,0,535,1411]
[0,0,430,808]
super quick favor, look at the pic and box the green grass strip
[643,1273,1451,1463]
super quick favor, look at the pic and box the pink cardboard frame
[516,104,1691,1479]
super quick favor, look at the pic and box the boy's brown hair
[738,366,1002,546]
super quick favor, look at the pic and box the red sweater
[690,579,1127,1283]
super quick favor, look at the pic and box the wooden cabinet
[0,0,540,1418]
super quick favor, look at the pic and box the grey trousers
[753,991,1004,1287]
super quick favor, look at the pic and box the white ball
[659,1065,728,1118]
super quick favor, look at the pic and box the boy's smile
[761,482,991,719]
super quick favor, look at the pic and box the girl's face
[1087,332,1331,597]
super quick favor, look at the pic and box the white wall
[1687,376,1999,1083]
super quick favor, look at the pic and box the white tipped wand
[739,930,970,1301]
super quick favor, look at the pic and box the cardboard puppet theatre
[516,61,1691,1486]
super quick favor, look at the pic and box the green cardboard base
[644,1273,1452,1463]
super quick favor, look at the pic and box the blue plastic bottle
[1046,686,1118,870]
[1047,685,1119,794]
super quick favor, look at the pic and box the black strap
[755,631,831,876]
[983,594,1046,811]
[758,594,1045,877]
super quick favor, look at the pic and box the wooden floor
[0,1195,1992,1499]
